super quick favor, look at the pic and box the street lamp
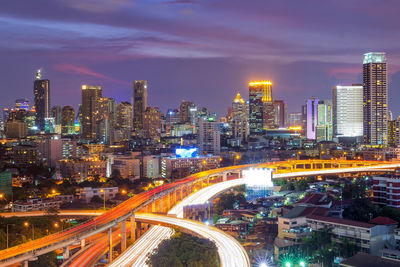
[24,222,35,250]
[54,222,63,231]
[100,189,106,210]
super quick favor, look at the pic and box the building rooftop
[340,252,399,267]
[283,206,328,219]
[369,216,398,226]
[307,215,376,229]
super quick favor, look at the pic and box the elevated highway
[0,160,398,266]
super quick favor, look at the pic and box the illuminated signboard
[175,148,198,158]
[243,168,273,187]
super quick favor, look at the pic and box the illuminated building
[133,80,148,131]
[81,85,102,139]
[9,145,38,165]
[316,100,333,142]
[61,105,75,135]
[116,101,133,130]
[288,112,302,127]
[388,120,396,147]
[161,154,220,179]
[110,156,140,179]
[273,100,287,128]
[33,69,50,131]
[306,97,319,140]
[142,107,161,141]
[363,52,388,145]
[45,117,55,133]
[142,155,160,179]
[58,158,107,183]
[249,80,273,135]
[15,98,29,111]
[243,168,274,200]
[180,101,195,123]
[97,97,116,144]
[166,109,180,126]
[231,93,248,141]
[198,118,220,155]
[332,85,363,141]
[51,106,62,125]
[373,173,400,209]
[77,187,118,203]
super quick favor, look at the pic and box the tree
[90,195,103,203]
[147,232,218,267]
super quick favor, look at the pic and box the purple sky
[2,0,400,117]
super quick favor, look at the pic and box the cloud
[53,63,129,85]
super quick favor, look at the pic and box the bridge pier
[63,246,70,260]
[108,228,113,262]
[121,220,127,252]
[80,239,85,249]
[136,221,142,238]
[130,215,136,241]
[23,260,28,267]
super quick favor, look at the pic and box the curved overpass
[0,160,398,266]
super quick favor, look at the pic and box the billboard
[175,147,198,158]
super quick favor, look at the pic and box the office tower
[395,117,400,146]
[388,120,396,147]
[288,112,302,127]
[316,100,333,142]
[188,104,198,132]
[81,85,102,139]
[273,100,287,128]
[166,109,180,126]
[198,107,210,119]
[143,107,162,141]
[97,97,116,144]
[51,106,62,125]
[332,85,363,141]
[15,98,29,111]
[306,97,319,140]
[363,52,388,145]
[116,102,133,130]
[198,118,220,155]
[33,69,50,131]
[61,105,75,135]
[249,80,273,135]
[232,93,249,141]
[133,80,147,131]
[180,101,195,123]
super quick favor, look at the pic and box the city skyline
[3,1,400,116]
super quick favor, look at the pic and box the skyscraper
[273,100,287,128]
[33,69,50,131]
[306,97,319,140]
[81,85,102,139]
[97,97,116,143]
[249,80,272,135]
[143,107,162,141]
[61,105,75,135]
[232,93,249,141]
[133,80,148,131]
[332,85,363,141]
[198,118,220,155]
[116,102,133,130]
[363,52,388,145]
[52,106,62,125]
[316,100,333,142]
[179,101,195,123]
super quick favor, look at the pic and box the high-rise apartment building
[198,118,220,155]
[249,80,272,135]
[316,100,333,142]
[232,93,249,141]
[133,80,148,131]
[180,101,195,123]
[306,97,319,140]
[51,106,62,126]
[388,120,396,147]
[363,52,388,145]
[81,85,102,139]
[288,112,302,127]
[33,69,50,131]
[273,100,287,128]
[61,105,75,135]
[97,97,116,144]
[332,85,363,141]
[142,107,161,141]
[116,102,133,130]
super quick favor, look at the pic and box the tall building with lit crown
[249,80,273,135]
[306,97,319,140]
[142,107,161,141]
[363,52,388,145]
[180,101,195,123]
[61,105,75,135]
[316,100,333,142]
[232,93,249,141]
[81,85,102,139]
[133,80,148,131]
[332,85,363,142]
[33,69,50,131]
[198,118,220,155]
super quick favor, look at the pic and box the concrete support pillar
[136,221,142,238]
[63,246,70,260]
[151,200,156,213]
[23,261,28,267]
[108,228,113,262]
[80,239,85,249]
[222,172,227,181]
[121,220,127,252]
[130,215,136,242]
